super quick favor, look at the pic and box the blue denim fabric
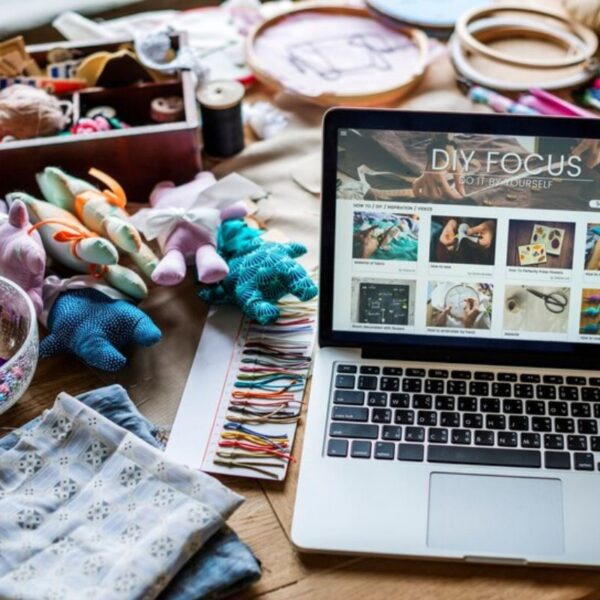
[0,385,261,600]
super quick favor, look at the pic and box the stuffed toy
[7,192,147,300]
[0,199,46,314]
[36,166,159,277]
[130,172,264,286]
[199,219,318,325]
[40,284,161,371]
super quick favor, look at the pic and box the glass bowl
[0,277,38,415]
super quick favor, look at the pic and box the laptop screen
[332,128,600,346]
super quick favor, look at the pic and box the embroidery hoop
[245,3,429,107]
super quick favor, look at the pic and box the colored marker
[468,85,539,115]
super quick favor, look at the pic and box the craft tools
[467,85,539,115]
[519,88,596,118]
[525,287,568,313]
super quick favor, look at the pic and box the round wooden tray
[245,3,429,107]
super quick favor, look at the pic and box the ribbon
[130,206,221,241]
[74,168,128,221]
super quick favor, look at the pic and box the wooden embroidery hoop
[245,3,429,107]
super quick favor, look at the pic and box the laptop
[292,109,600,567]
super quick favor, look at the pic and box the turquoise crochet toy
[41,288,161,371]
[199,220,318,324]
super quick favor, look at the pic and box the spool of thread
[197,80,245,158]
[150,96,184,123]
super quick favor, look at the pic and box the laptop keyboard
[326,363,600,471]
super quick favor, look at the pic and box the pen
[526,88,596,118]
[468,85,539,115]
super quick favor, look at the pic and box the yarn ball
[0,84,69,140]
[40,288,161,371]
[563,0,600,31]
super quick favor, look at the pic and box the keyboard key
[526,401,545,415]
[458,397,477,412]
[429,369,449,378]
[481,398,500,413]
[327,439,348,457]
[447,380,467,395]
[567,435,587,451]
[469,382,489,396]
[503,399,523,414]
[492,383,512,397]
[390,393,410,408]
[335,375,355,389]
[582,387,600,401]
[574,452,594,471]
[543,375,563,384]
[337,364,356,374]
[417,411,437,426]
[596,405,600,419]
[380,377,400,392]
[548,402,568,416]
[536,385,556,400]
[452,429,472,445]
[559,386,578,401]
[571,403,591,417]
[435,396,455,410]
[591,436,600,451]
[590,377,600,386]
[486,415,506,430]
[425,379,444,394]
[566,376,586,385]
[474,371,494,381]
[532,417,552,432]
[358,376,378,390]
[555,418,575,433]
[440,412,460,427]
[428,446,541,468]
[351,441,372,458]
[498,431,518,447]
[498,372,517,382]
[383,367,403,376]
[372,408,392,424]
[545,451,570,470]
[578,419,598,434]
[463,413,483,428]
[402,378,422,393]
[330,423,378,439]
[521,433,541,448]
[332,406,369,422]
[544,434,564,450]
[509,416,529,431]
[367,392,387,407]
[406,368,425,377]
[514,384,534,399]
[451,370,472,380]
[394,410,415,425]
[360,366,380,375]
[428,428,448,444]
[333,390,364,405]
[474,430,494,446]
[374,442,395,460]
[520,373,541,383]
[412,394,432,409]
[405,427,425,442]
[382,425,402,441]
[398,443,424,461]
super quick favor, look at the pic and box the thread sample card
[166,302,316,481]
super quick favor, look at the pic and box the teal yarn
[199,220,318,325]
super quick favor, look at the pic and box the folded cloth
[0,392,244,600]
[0,385,261,600]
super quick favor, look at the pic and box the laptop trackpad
[427,473,565,556]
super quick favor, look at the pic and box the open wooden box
[0,34,201,202]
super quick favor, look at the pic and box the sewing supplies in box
[167,297,316,481]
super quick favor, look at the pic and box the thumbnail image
[504,285,570,333]
[506,220,575,269]
[430,216,496,265]
[580,288,600,334]
[351,278,415,325]
[427,282,492,329]
[585,224,600,271]
[353,211,419,261]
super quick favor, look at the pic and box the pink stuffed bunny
[131,172,262,287]
[0,199,46,313]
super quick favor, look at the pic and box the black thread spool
[198,80,245,159]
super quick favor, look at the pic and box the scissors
[525,288,568,313]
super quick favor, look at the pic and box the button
[335,375,355,389]
[548,402,568,416]
[374,442,395,460]
[360,366,380,375]
[394,410,415,425]
[497,372,517,382]
[508,416,528,431]
[428,369,449,378]
[447,381,467,395]
[390,393,410,408]
[333,390,364,406]
[332,406,369,422]
[514,384,534,398]
[474,430,494,446]
[351,441,372,458]
[555,418,575,433]
[417,410,437,426]
[402,378,422,392]
[412,394,432,409]
[559,386,578,400]
[574,453,594,471]
[404,426,425,442]
[474,371,494,381]
[492,383,512,397]
[380,377,400,392]
[458,397,477,411]
[566,376,586,385]
[536,385,556,400]
[578,419,598,434]
[463,413,483,428]
[435,396,455,410]
[520,374,541,383]
[571,403,591,417]
[327,439,348,457]
[329,423,378,439]
[532,417,552,432]
[440,412,460,427]
[581,387,600,401]
[382,425,402,441]
[358,376,378,390]
[337,364,357,374]
[486,414,506,430]
[543,375,563,384]
[451,429,472,445]
[480,398,500,413]
[498,431,518,447]
[521,433,541,448]
[428,428,448,444]
[371,408,392,424]
[367,392,387,407]
[428,446,541,468]
[406,368,425,377]
[503,399,523,414]
[469,382,489,396]
[567,435,587,451]
[451,370,472,380]
[525,401,545,415]
[544,434,564,450]
[545,451,570,469]
[382,367,403,376]
[425,379,444,394]
[398,443,424,461]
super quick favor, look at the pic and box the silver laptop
[292,109,600,567]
